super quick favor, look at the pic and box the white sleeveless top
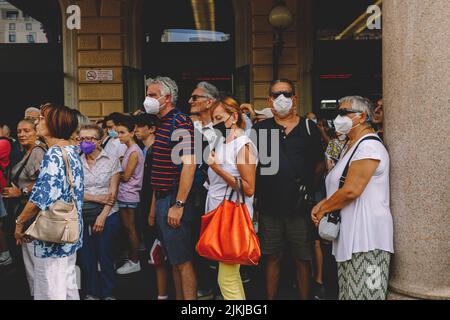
[325,134,394,262]
[205,135,258,219]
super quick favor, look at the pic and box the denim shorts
[117,200,139,209]
[155,193,194,266]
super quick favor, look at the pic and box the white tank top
[205,135,258,218]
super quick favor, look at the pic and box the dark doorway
[313,0,382,120]
[141,0,235,113]
[0,0,63,135]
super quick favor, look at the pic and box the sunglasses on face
[190,95,209,102]
[270,91,294,99]
[337,109,362,116]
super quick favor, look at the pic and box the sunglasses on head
[190,95,209,102]
[337,109,362,116]
[270,91,294,99]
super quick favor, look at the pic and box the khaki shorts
[259,213,313,261]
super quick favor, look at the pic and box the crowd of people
[0,77,393,300]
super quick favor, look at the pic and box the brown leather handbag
[196,178,261,266]
[25,147,80,244]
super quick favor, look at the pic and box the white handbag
[25,147,80,244]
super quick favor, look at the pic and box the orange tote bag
[196,178,261,266]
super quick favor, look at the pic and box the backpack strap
[305,118,311,136]
[169,110,182,136]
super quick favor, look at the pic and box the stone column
[383,0,450,299]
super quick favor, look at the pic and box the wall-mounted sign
[85,70,113,81]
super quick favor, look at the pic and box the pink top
[118,143,144,203]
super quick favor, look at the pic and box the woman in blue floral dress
[14,103,84,300]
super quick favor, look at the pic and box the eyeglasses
[337,109,362,116]
[78,136,99,142]
[270,91,294,99]
[189,95,209,102]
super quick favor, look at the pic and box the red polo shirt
[0,138,11,191]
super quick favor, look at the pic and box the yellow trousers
[217,262,246,300]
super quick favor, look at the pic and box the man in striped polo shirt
[145,76,197,300]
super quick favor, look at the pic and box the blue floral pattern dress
[29,145,84,258]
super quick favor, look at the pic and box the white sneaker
[0,251,12,267]
[84,295,100,300]
[116,260,141,275]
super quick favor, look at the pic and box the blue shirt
[29,145,84,258]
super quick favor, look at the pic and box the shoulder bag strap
[10,146,35,185]
[59,146,75,199]
[101,136,112,149]
[338,136,383,188]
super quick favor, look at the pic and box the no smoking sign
[85,70,114,81]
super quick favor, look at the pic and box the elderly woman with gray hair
[311,96,394,300]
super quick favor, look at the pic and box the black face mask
[213,114,233,139]
[213,121,228,139]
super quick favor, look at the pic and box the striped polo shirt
[151,108,194,191]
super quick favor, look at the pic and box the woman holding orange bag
[205,96,258,300]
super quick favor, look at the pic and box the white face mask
[311,118,318,124]
[337,134,347,141]
[333,114,361,135]
[273,95,293,117]
[143,96,165,114]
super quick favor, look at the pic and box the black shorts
[259,213,313,261]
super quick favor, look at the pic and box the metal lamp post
[268,1,293,80]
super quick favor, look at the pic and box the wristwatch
[175,200,185,208]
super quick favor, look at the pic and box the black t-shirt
[254,117,324,216]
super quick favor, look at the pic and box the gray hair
[339,96,374,124]
[1,125,10,137]
[196,81,219,101]
[24,107,40,116]
[77,113,91,128]
[80,124,104,140]
[146,76,179,104]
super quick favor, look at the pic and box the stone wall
[250,0,299,110]
[76,0,125,117]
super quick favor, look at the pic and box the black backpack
[0,137,24,176]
